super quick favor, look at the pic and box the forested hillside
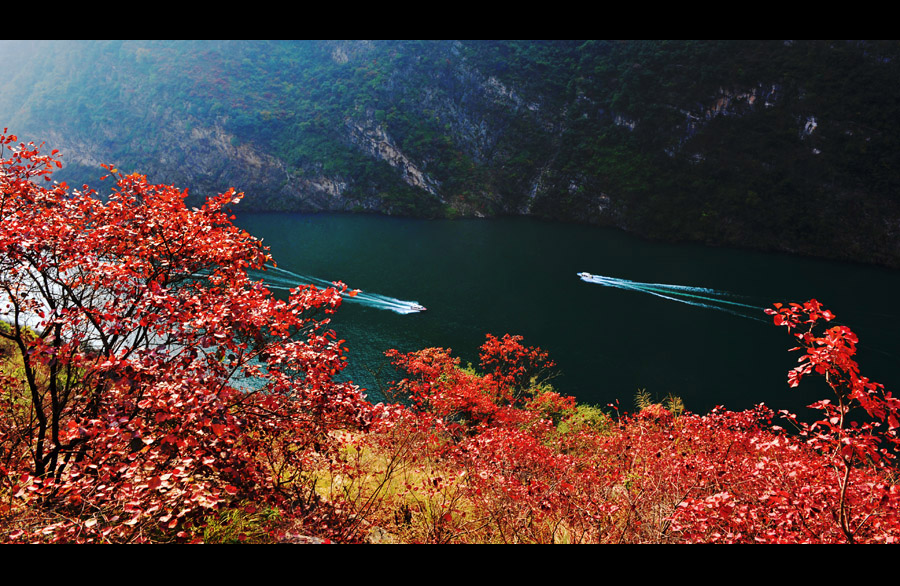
[2,40,899,266]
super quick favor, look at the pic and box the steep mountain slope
[2,40,899,266]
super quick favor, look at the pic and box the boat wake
[577,272,767,322]
[249,265,427,315]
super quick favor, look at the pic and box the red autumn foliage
[762,299,900,542]
[377,308,900,543]
[385,347,504,428]
[0,131,371,542]
[478,333,556,404]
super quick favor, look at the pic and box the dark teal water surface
[233,212,900,417]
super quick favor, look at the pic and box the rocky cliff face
[347,118,442,200]
[2,40,899,267]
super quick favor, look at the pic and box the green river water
[233,212,900,417]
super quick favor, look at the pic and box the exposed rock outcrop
[347,119,442,200]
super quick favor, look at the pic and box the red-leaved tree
[668,301,900,543]
[764,299,900,542]
[0,131,370,542]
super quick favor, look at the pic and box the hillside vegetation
[2,40,899,266]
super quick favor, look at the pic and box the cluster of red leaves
[0,132,371,542]
[479,334,556,404]
[385,334,562,433]
[762,299,900,542]
[629,404,900,543]
[372,305,900,543]
[375,340,588,542]
[385,347,505,428]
